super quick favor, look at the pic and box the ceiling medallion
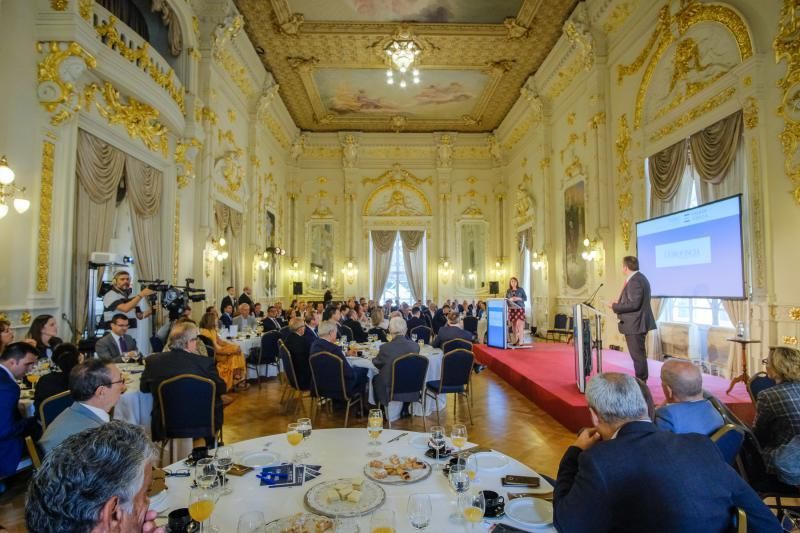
[384,27,422,89]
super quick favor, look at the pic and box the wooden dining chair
[25,436,41,470]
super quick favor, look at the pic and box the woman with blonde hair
[367,308,388,342]
[753,346,800,473]
[198,312,247,391]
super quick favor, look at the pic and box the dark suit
[367,327,388,342]
[140,349,227,442]
[239,293,254,310]
[405,316,426,338]
[303,325,318,342]
[219,313,233,328]
[220,295,237,314]
[372,337,420,405]
[309,337,367,395]
[262,316,282,332]
[95,332,138,362]
[284,333,312,390]
[431,311,447,334]
[432,325,473,349]
[33,371,70,419]
[35,337,63,360]
[39,402,105,455]
[0,368,41,478]
[342,319,368,343]
[554,421,780,533]
[611,271,657,381]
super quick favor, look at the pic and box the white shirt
[0,363,15,382]
[80,402,110,423]
[625,270,639,284]
[611,419,651,439]
[110,332,125,353]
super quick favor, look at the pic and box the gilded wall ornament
[212,13,243,61]
[36,142,55,292]
[504,17,529,40]
[217,47,255,96]
[79,0,92,20]
[602,0,639,35]
[615,114,634,250]
[648,86,736,142]
[773,0,800,204]
[175,138,202,188]
[743,96,759,129]
[20,312,31,326]
[563,3,595,71]
[791,307,800,321]
[36,41,97,125]
[50,0,68,10]
[341,134,359,168]
[784,336,798,346]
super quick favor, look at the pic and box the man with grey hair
[141,321,226,446]
[553,372,779,532]
[39,359,126,455]
[26,420,163,533]
[372,317,420,406]
[284,317,312,390]
[233,302,256,331]
[309,320,368,397]
[655,358,724,435]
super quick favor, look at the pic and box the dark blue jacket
[554,421,781,533]
[0,369,41,477]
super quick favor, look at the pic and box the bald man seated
[655,358,724,435]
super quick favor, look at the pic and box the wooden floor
[0,368,574,531]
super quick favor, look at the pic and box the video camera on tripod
[139,278,206,320]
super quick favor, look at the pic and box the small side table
[726,338,761,394]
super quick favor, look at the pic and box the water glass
[407,494,432,532]
[297,417,312,460]
[195,458,218,489]
[369,509,396,533]
[237,511,264,533]
[213,446,234,495]
[448,464,470,523]
[429,426,447,470]
[465,454,479,483]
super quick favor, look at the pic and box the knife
[387,432,408,443]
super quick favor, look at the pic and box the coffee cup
[481,490,505,517]
[167,508,195,532]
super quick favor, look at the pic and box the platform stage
[473,343,754,432]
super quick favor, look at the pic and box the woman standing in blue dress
[506,277,527,345]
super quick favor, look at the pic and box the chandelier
[384,36,420,88]
[0,156,30,219]
[208,237,229,262]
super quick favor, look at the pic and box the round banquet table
[155,428,555,532]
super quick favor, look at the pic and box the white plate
[472,451,509,470]
[364,457,432,485]
[505,497,553,528]
[409,434,430,450]
[240,450,280,468]
[305,478,385,518]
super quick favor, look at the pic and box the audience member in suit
[322,305,343,339]
[239,287,254,311]
[422,304,435,328]
[33,343,84,420]
[284,318,312,390]
[343,309,368,343]
[432,312,473,349]
[274,302,288,325]
[232,303,257,331]
[609,256,657,382]
[95,314,139,363]
[262,306,283,332]
[431,305,451,335]
[39,359,124,455]
[405,307,427,338]
[220,286,238,315]
[303,313,319,342]
[754,346,800,473]
[219,304,234,328]
[368,309,388,342]
[655,359,724,435]
[553,372,779,533]
[253,303,265,319]
[309,320,368,396]
[0,342,42,480]
[26,314,63,360]
[140,322,227,445]
[372,318,421,406]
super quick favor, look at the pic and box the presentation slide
[487,299,507,349]
[636,195,744,298]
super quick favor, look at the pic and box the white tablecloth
[157,428,555,532]
[229,335,282,380]
[113,364,152,437]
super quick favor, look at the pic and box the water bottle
[736,321,745,339]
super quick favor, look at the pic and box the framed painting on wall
[564,181,587,290]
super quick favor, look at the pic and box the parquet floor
[0,368,575,531]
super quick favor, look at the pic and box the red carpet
[474,343,754,432]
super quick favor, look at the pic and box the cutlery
[387,432,408,443]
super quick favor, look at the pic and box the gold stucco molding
[36,41,97,126]
[773,0,800,204]
[36,142,55,292]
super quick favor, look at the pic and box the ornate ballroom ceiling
[234,0,578,133]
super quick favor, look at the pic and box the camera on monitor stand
[140,278,206,320]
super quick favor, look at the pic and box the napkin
[148,468,167,497]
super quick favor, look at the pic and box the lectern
[573,303,605,393]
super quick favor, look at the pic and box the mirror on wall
[459,222,486,290]
[308,221,333,291]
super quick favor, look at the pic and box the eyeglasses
[106,379,125,387]
[762,358,769,365]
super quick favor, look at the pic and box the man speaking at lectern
[609,256,657,382]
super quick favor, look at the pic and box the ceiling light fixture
[384,29,421,89]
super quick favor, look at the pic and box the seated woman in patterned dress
[199,312,247,391]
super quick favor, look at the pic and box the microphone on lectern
[583,283,604,309]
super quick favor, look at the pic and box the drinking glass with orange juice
[189,486,216,532]
[451,424,467,451]
[369,509,396,533]
[287,422,303,462]
[460,489,486,531]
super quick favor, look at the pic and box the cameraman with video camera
[102,271,154,335]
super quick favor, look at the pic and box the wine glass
[237,511,264,533]
[448,463,470,523]
[195,458,218,491]
[297,417,312,460]
[213,446,234,495]
[451,424,467,452]
[429,426,447,470]
[407,494,432,532]
[367,409,383,458]
[465,454,479,484]
[188,486,215,533]
[782,510,800,532]
[460,489,486,531]
[369,509,396,533]
[287,422,303,462]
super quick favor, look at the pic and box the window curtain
[371,231,397,299]
[151,0,183,56]
[692,111,747,378]
[213,202,244,295]
[74,131,127,334]
[400,231,425,302]
[124,155,163,284]
[648,298,665,360]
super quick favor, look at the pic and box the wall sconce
[256,252,270,270]
[265,246,287,256]
[439,258,453,283]
[493,260,507,279]
[467,268,477,281]
[531,250,547,271]
[0,156,30,219]
[208,237,228,262]
[341,260,358,285]
[581,237,601,262]
[288,260,300,280]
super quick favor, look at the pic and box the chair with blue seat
[157,374,220,463]
[380,354,429,431]
[424,348,474,425]
[410,325,432,344]
[279,339,314,416]
[309,351,364,428]
[253,331,281,388]
[747,372,776,403]
[39,390,74,430]
[339,324,355,343]
[463,316,479,339]
[149,335,164,353]
[442,338,475,406]
[710,423,745,465]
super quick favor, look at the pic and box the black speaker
[489,281,500,294]
[292,282,303,295]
